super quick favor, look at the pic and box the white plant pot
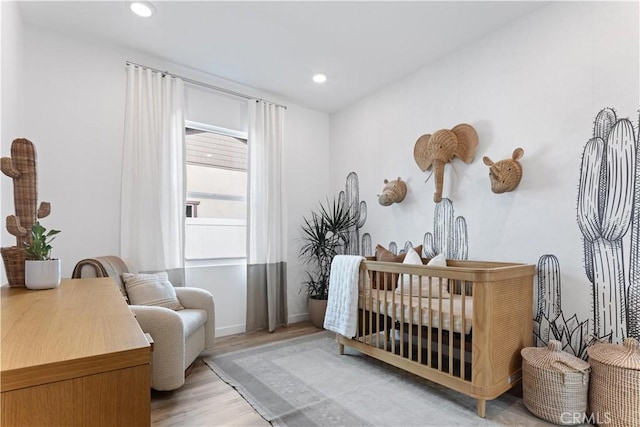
[25,259,62,290]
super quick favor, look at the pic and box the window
[184,121,248,266]
[185,201,200,218]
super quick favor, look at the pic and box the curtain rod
[125,60,287,110]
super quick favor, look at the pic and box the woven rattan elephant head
[414,124,479,203]
[483,148,524,194]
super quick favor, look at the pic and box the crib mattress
[359,290,473,334]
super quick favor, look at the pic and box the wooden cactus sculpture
[1,138,51,286]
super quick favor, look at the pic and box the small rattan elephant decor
[414,124,479,203]
[377,177,407,206]
[482,148,524,194]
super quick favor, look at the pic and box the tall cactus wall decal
[577,108,637,343]
[423,198,468,260]
[533,254,590,359]
[629,110,640,341]
[0,138,51,286]
[339,172,368,255]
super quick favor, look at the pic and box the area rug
[203,331,560,427]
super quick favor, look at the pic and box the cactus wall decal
[576,107,638,343]
[361,233,372,257]
[422,198,468,260]
[388,241,398,255]
[403,241,415,254]
[629,110,640,341]
[532,254,590,359]
[386,241,419,256]
[0,138,52,286]
[339,172,368,255]
[535,254,562,326]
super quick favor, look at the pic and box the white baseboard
[215,324,245,337]
[288,313,310,324]
[215,314,310,338]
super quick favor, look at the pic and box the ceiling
[18,1,548,114]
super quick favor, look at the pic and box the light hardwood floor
[150,322,321,426]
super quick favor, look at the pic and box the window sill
[185,258,246,268]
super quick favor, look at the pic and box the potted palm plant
[299,197,358,328]
[24,221,61,289]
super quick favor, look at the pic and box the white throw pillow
[427,253,447,267]
[396,249,449,298]
[122,271,184,310]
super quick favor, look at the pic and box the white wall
[330,2,639,343]
[1,1,24,273]
[14,24,330,335]
[1,1,22,145]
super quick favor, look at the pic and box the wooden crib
[336,257,535,417]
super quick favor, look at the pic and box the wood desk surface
[1,278,150,392]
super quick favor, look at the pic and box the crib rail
[336,257,535,417]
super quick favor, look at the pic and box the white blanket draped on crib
[323,255,365,338]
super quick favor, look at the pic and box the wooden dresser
[1,278,151,426]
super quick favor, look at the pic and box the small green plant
[24,221,61,260]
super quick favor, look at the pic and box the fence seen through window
[185,122,247,265]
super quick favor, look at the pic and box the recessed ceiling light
[130,1,155,18]
[312,73,327,84]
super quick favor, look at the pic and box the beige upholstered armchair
[72,256,215,391]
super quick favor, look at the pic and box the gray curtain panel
[245,100,288,333]
[246,262,288,332]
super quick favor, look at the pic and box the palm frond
[298,196,359,299]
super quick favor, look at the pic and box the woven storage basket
[521,340,590,425]
[588,337,640,427]
[1,246,26,287]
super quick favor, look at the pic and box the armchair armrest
[129,305,183,338]
[175,287,215,351]
[129,305,186,390]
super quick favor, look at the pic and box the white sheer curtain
[246,100,288,332]
[121,64,186,274]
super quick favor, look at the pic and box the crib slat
[437,293,443,371]
[363,271,367,344]
[427,276,433,369]
[418,275,423,365]
[461,281,467,380]
[368,271,372,345]
[449,280,454,376]
[375,281,380,348]
[407,274,413,361]
[390,274,396,354]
